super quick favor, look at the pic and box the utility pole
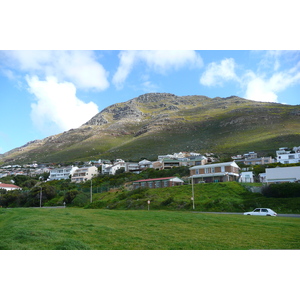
[191,177,195,210]
[40,186,42,208]
[90,176,93,203]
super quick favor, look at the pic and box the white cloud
[4,50,109,90]
[113,50,203,89]
[243,75,278,102]
[199,54,300,103]
[26,76,99,134]
[243,64,300,102]
[200,58,239,87]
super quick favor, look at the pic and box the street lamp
[39,186,42,208]
[90,175,95,203]
[191,176,195,210]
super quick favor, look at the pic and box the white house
[48,166,78,181]
[139,159,152,169]
[190,161,240,183]
[259,173,267,183]
[265,166,300,184]
[239,171,254,183]
[0,182,22,191]
[276,147,300,164]
[71,166,98,183]
[102,159,126,175]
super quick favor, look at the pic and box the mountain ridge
[1,93,300,164]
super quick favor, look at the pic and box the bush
[64,190,80,204]
[72,193,89,207]
[161,197,174,206]
[262,183,300,198]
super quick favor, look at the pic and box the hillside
[1,93,300,164]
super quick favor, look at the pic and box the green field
[1,208,299,250]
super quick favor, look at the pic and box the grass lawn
[1,208,299,250]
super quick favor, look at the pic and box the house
[239,171,254,183]
[71,166,98,183]
[189,161,240,183]
[152,161,163,170]
[259,173,266,183]
[48,166,78,181]
[138,159,152,169]
[102,159,126,175]
[276,147,300,164]
[188,155,208,166]
[265,166,300,184]
[125,162,141,173]
[241,156,274,165]
[132,177,184,189]
[162,159,188,169]
[0,182,22,191]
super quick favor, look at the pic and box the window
[261,209,268,212]
[195,169,199,175]
[254,209,260,212]
[205,168,211,174]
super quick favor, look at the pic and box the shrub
[72,193,89,207]
[262,183,300,198]
[161,197,174,206]
[64,189,80,204]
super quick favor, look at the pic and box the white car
[244,208,277,216]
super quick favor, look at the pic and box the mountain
[1,93,300,164]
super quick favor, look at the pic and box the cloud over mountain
[26,76,99,134]
[112,50,203,89]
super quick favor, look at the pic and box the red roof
[133,177,177,183]
[0,183,22,189]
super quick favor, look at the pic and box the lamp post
[39,186,42,208]
[191,176,195,210]
[90,174,95,203]
[90,176,93,203]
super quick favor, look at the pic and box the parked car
[244,208,277,216]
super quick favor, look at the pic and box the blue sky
[0,50,300,154]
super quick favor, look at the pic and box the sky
[0,50,299,154]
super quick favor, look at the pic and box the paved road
[192,211,300,218]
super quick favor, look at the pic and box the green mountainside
[1,93,300,164]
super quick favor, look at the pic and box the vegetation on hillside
[1,167,300,213]
[2,94,300,164]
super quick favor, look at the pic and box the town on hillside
[1,147,300,192]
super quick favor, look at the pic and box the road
[192,211,300,218]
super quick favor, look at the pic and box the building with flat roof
[132,177,184,189]
[265,166,300,183]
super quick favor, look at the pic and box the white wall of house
[239,171,254,183]
[71,166,98,183]
[266,166,300,183]
[276,152,300,164]
[49,166,78,181]
[0,183,22,191]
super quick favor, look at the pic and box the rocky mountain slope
[1,93,300,164]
